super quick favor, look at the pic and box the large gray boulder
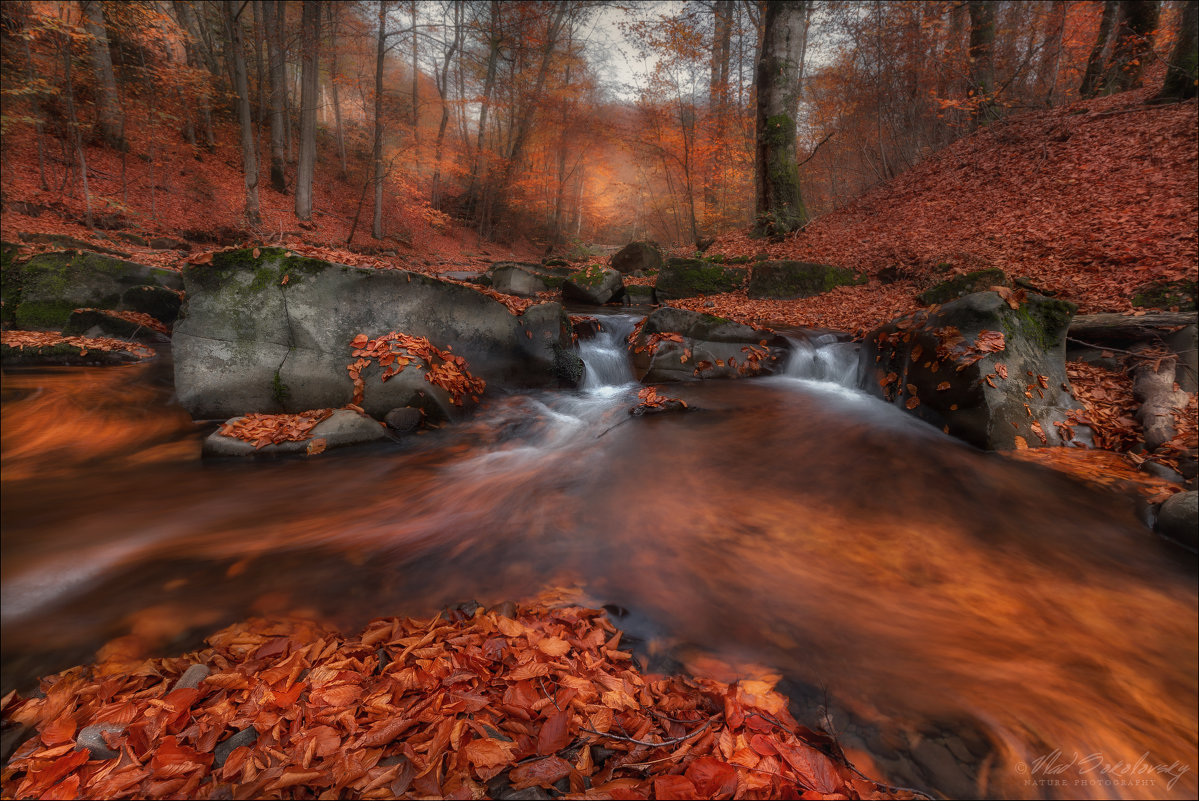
[609,242,663,275]
[629,307,788,383]
[858,291,1081,450]
[2,249,182,330]
[654,257,744,300]
[173,248,579,420]
[746,260,865,300]
[489,263,551,297]
[562,265,624,305]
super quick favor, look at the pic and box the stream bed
[1,314,1195,799]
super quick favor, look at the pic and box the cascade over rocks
[173,248,579,420]
[858,290,1082,450]
[629,307,789,383]
[609,241,663,274]
[1,249,182,330]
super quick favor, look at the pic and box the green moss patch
[655,258,745,300]
[917,268,1009,305]
[747,261,866,300]
[1132,279,1197,312]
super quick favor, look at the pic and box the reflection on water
[1,353,1195,800]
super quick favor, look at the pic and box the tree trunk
[1156,0,1198,101]
[431,0,463,207]
[61,28,93,228]
[372,0,388,240]
[410,0,419,141]
[1104,0,1161,93]
[262,0,287,191]
[252,0,266,127]
[466,1,501,215]
[705,0,733,218]
[17,0,49,190]
[1080,1,1119,97]
[223,0,262,227]
[1037,0,1066,104]
[80,1,125,150]
[295,0,321,220]
[967,0,997,122]
[327,3,348,178]
[753,0,808,236]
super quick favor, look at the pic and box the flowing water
[2,314,1196,799]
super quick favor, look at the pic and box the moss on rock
[917,268,1008,305]
[655,258,744,300]
[1132,279,1197,312]
[747,260,866,300]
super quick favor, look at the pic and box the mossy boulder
[654,258,744,300]
[1,242,24,326]
[174,248,580,420]
[624,285,657,305]
[629,307,789,383]
[747,260,866,300]
[858,291,1080,450]
[489,263,551,296]
[120,285,182,325]
[563,265,624,305]
[917,268,1008,305]
[610,242,663,275]
[63,309,166,341]
[8,250,182,330]
[1132,279,1197,312]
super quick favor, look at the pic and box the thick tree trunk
[80,1,125,150]
[252,0,266,127]
[1156,0,1197,101]
[753,0,808,236]
[262,0,287,191]
[966,0,997,121]
[372,0,388,240]
[705,0,733,217]
[1103,0,1161,93]
[1080,1,1119,97]
[223,0,262,227]
[295,0,321,220]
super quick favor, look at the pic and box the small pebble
[213,727,257,767]
[76,722,125,760]
[172,663,211,691]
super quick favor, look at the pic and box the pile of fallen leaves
[74,309,170,335]
[348,332,485,407]
[0,330,153,360]
[1064,361,1142,451]
[218,410,334,450]
[630,387,688,417]
[0,604,913,801]
[1007,448,1182,505]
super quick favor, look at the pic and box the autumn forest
[1,1,1197,800]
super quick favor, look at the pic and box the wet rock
[203,409,387,458]
[76,722,125,760]
[858,291,1081,450]
[1166,325,1198,392]
[64,309,167,341]
[629,307,788,383]
[384,406,422,433]
[172,663,210,691]
[623,284,656,305]
[916,268,1008,306]
[489,263,551,297]
[0,342,143,367]
[609,241,663,275]
[213,727,257,767]
[121,285,182,325]
[173,248,578,420]
[1141,461,1184,484]
[654,257,743,300]
[563,266,624,306]
[1156,491,1198,548]
[747,260,866,300]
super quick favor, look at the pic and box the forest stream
[1,312,1196,800]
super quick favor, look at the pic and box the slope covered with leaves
[704,88,1197,333]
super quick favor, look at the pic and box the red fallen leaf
[509,756,573,790]
[995,363,1009,379]
[351,334,369,348]
[906,396,921,409]
[306,438,327,455]
[1038,374,1050,389]
[356,716,416,747]
[40,774,80,801]
[281,274,289,285]
[1030,420,1048,444]
[1014,435,1029,449]
[252,247,261,258]
[879,371,897,387]
[17,749,88,798]
[653,774,699,800]
[685,756,738,798]
[463,737,517,770]
[749,733,779,755]
[536,710,572,755]
[773,739,842,794]
[40,713,77,747]
[268,768,326,790]
[537,637,570,657]
[974,330,1006,353]
[936,381,951,391]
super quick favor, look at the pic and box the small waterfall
[782,334,859,387]
[578,314,640,391]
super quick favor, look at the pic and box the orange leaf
[306,438,327,456]
[536,710,572,755]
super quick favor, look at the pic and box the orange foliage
[217,410,335,450]
[0,330,153,360]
